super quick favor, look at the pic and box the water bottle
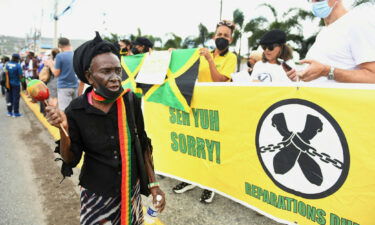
[144,194,162,224]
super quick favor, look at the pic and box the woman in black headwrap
[45,32,165,225]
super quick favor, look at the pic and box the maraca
[27,79,50,101]
[27,79,69,137]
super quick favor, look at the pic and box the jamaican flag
[120,53,146,97]
[121,48,200,112]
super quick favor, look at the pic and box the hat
[12,53,20,59]
[132,37,153,48]
[259,29,286,45]
[73,31,118,84]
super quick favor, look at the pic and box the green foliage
[163,33,182,49]
[244,4,319,59]
[194,23,212,47]
[103,33,120,43]
[101,3,334,58]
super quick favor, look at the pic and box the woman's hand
[199,48,213,62]
[45,99,68,130]
[150,186,166,213]
[286,69,298,82]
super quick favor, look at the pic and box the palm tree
[244,16,268,56]
[181,36,197,48]
[103,33,121,43]
[194,23,214,47]
[231,9,244,51]
[163,33,182,49]
[246,4,317,59]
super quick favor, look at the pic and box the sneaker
[200,190,215,204]
[6,112,13,117]
[12,113,23,118]
[172,182,196,194]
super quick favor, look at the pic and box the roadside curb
[21,93,60,140]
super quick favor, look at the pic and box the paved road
[0,95,46,225]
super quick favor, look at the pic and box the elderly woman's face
[88,53,122,92]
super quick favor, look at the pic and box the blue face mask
[312,0,333,18]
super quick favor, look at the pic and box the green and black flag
[120,53,146,97]
[120,48,200,112]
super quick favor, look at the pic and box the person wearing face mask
[197,20,238,82]
[172,20,237,204]
[45,32,165,225]
[287,0,375,83]
[118,39,132,56]
[130,37,153,55]
[251,29,294,82]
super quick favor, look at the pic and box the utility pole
[220,0,223,21]
[53,0,58,47]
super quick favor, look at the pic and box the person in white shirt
[287,0,375,83]
[252,29,294,83]
[247,49,263,76]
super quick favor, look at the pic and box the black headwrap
[73,31,119,84]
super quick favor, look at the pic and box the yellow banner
[144,83,375,225]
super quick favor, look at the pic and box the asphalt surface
[0,95,46,225]
[155,176,282,225]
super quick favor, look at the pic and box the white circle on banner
[256,99,350,199]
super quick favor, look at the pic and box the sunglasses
[261,43,280,51]
[217,20,235,30]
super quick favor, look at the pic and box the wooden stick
[44,100,69,137]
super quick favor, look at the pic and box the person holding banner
[45,32,165,225]
[173,20,237,204]
[247,49,263,76]
[198,20,237,82]
[131,37,153,55]
[119,39,132,56]
[251,29,294,82]
[287,0,375,83]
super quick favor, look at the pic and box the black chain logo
[256,99,350,199]
[260,113,344,186]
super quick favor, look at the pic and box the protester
[5,53,23,117]
[20,57,28,92]
[27,51,39,79]
[45,48,60,103]
[1,56,10,96]
[131,37,153,55]
[0,57,3,96]
[197,20,237,82]
[45,32,165,225]
[119,39,132,56]
[251,29,294,82]
[172,20,237,204]
[247,49,263,76]
[46,37,79,110]
[287,0,375,83]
